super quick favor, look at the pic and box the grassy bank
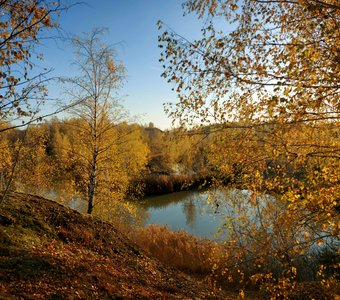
[130,224,216,275]
[138,173,216,196]
[0,192,226,299]
[130,224,339,299]
[1,191,338,299]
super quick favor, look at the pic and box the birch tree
[63,29,126,214]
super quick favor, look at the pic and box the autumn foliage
[158,0,340,297]
[0,0,339,298]
[0,0,62,126]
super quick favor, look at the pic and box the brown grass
[1,192,225,299]
[129,224,340,299]
[139,173,215,196]
[130,224,263,287]
[130,224,220,275]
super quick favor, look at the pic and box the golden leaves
[159,0,340,127]
[0,0,59,121]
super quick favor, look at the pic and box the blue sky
[39,0,203,129]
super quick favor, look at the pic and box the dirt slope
[0,192,224,299]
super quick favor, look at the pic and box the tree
[159,0,339,127]
[15,125,53,192]
[158,0,339,295]
[0,0,66,131]
[0,131,12,189]
[62,28,129,214]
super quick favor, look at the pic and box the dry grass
[1,192,224,299]
[129,224,340,299]
[139,174,214,196]
[141,174,193,195]
[130,224,220,275]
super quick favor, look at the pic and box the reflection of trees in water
[140,190,220,228]
[42,185,142,228]
[40,184,87,213]
[139,190,198,209]
[182,198,196,227]
[132,205,151,227]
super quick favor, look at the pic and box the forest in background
[0,0,339,299]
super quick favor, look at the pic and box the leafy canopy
[158,0,339,295]
[159,0,340,127]
[0,0,62,126]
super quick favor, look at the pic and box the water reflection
[182,198,196,227]
[41,185,337,254]
[135,190,226,239]
[134,189,283,240]
[42,188,87,214]
[42,186,273,240]
[44,185,280,240]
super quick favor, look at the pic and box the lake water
[46,187,254,240]
[134,189,245,239]
[44,187,337,250]
[41,185,337,257]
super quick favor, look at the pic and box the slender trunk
[87,151,97,214]
[88,91,98,214]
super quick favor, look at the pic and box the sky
[39,0,204,130]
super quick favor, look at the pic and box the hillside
[0,192,224,299]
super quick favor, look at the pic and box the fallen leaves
[0,192,224,299]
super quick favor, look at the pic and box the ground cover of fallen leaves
[0,192,235,299]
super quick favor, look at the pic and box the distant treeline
[1,119,337,201]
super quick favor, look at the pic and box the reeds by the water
[139,174,214,196]
[130,224,218,274]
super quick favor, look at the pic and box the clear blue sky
[40,0,203,129]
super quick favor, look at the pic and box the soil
[0,192,230,299]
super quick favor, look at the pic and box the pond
[45,187,256,240]
[40,186,337,257]
[134,189,253,240]
[43,187,337,250]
